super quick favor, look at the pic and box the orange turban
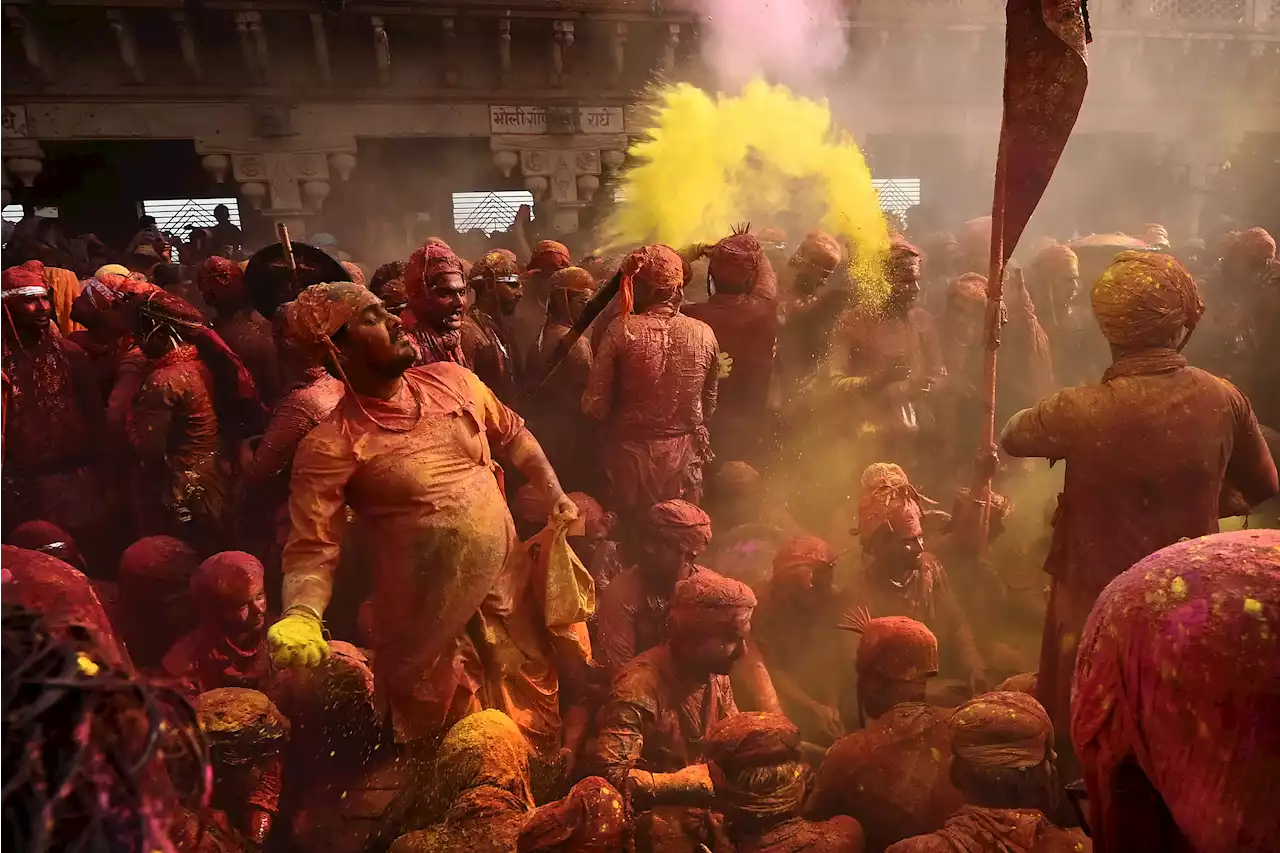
[285,281,378,350]
[643,499,712,553]
[1227,227,1276,264]
[549,266,596,293]
[471,250,521,286]
[669,571,757,634]
[947,272,988,307]
[1030,243,1079,280]
[845,612,939,682]
[2,260,49,299]
[792,231,842,271]
[1091,250,1203,348]
[196,256,247,304]
[772,535,837,590]
[528,240,572,274]
[618,244,685,322]
[857,463,926,547]
[709,233,766,295]
[340,261,367,288]
[951,691,1054,769]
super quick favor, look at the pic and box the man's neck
[350,373,404,401]
[12,325,48,349]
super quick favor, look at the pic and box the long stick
[974,159,1009,563]
[276,222,301,292]
[527,267,623,398]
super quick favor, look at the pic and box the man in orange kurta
[269,278,577,748]
[1000,251,1278,758]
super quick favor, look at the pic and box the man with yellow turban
[1000,250,1278,768]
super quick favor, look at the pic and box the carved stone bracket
[490,134,626,234]
[196,139,356,219]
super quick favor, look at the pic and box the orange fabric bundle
[1090,250,1203,348]
[43,266,85,334]
[618,244,685,322]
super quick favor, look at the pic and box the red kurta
[583,307,719,514]
[460,310,520,403]
[1000,351,1277,743]
[683,293,778,461]
[213,309,281,406]
[805,703,964,852]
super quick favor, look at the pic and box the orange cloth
[43,266,85,334]
[527,240,572,275]
[1091,251,1203,349]
[282,363,526,743]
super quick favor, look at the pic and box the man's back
[1002,358,1276,597]
[584,310,718,438]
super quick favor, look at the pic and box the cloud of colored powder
[602,79,892,308]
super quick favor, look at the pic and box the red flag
[975,0,1089,554]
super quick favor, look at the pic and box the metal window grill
[2,204,59,223]
[140,198,241,234]
[452,191,534,235]
[872,178,922,216]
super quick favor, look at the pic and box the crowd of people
[2,204,1278,853]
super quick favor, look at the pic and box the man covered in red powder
[116,535,200,670]
[402,243,470,367]
[1000,251,1277,753]
[684,231,779,463]
[805,615,963,852]
[704,712,866,853]
[888,692,1086,853]
[463,249,525,402]
[1072,530,1280,853]
[595,499,713,674]
[510,238,574,365]
[195,687,288,846]
[595,572,757,851]
[197,256,281,406]
[268,281,574,747]
[129,290,262,549]
[778,230,846,394]
[847,463,986,691]
[163,551,270,695]
[752,535,849,746]
[827,238,945,479]
[1026,242,1088,388]
[67,270,156,400]
[1,261,115,560]
[583,245,720,517]
[526,266,598,490]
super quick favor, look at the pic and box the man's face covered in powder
[421,272,468,331]
[678,616,750,676]
[889,256,922,313]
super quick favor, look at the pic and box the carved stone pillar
[107,10,145,84]
[196,139,358,239]
[491,133,626,235]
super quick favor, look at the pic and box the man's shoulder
[611,645,671,708]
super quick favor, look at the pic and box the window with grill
[872,178,922,219]
[140,198,241,264]
[452,191,533,236]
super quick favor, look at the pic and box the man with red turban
[888,692,1085,852]
[162,551,270,695]
[68,270,157,400]
[128,289,263,550]
[1072,530,1280,853]
[595,572,757,850]
[848,463,986,690]
[827,238,945,481]
[463,249,525,402]
[778,230,847,394]
[704,712,866,853]
[583,245,721,516]
[2,261,115,563]
[402,242,470,367]
[684,231,779,462]
[198,255,281,406]
[369,260,409,315]
[508,238,574,369]
[752,535,850,746]
[526,265,598,490]
[270,281,575,747]
[116,534,200,670]
[1001,251,1277,762]
[595,499,713,674]
[806,615,964,851]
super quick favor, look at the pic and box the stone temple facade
[3,0,1279,253]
